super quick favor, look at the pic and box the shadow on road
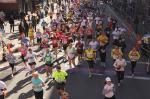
[6,75,32,98]
[0,65,9,72]
[18,89,34,99]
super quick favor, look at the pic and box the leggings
[9,63,15,72]
[116,71,124,83]
[131,61,137,74]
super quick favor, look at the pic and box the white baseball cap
[105,77,111,82]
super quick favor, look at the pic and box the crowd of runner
[0,0,143,99]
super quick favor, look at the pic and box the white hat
[105,77,111,82]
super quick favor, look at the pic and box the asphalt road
[50,69,150,99]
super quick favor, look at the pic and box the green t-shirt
[44,53,53,64]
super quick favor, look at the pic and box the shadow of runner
[0,66,9,72]
[18,89,34,99]
[6,76,32,98]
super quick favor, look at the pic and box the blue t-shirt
[31,77,43,92]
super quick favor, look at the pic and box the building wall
[112,0,150,33]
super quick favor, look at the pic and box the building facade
[112,0,150,34]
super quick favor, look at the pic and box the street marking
[126,61,150,65]
[90,72,150,80]
[91,73,103,76]
[125,76,150,80]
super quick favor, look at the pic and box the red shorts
[52,44,58,48]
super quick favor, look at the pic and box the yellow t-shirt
[85,49,96,60]
[111,48,123,59]
[97,35,108,44]
[52,70,68,83]
[28,28,34,37]
[128,50,140,60]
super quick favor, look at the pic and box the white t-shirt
[95,17,100,24]
[0,81,6,95]
[81,19,87,27]
[89,41,99,50]
[103,84,115,98]
[27,52,36,63]
[112,30,121,40]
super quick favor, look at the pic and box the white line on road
[91,73,150,80]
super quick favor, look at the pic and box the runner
[61,91,69,99]
[113,55,126,86]
[18,43,28,67]
[5,51,16,77]
[51,36,59,60]
[86,27,93,42]
[97,32,108,47]
[36,29,42,45]
[84,45,96,78]
[26,48,37,73]
[31,71,45,99]
[0,80,7,99]
[52,66,68,97]
[111,46,123,61]
[61,34,69,57]
[43,48,54,77]
[102,77,116,99]
[89,39,99,51]
[128,47,140,77]
[28,24,35,46]
[75,38,84,63]
[66,43,76,69]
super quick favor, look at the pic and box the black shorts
[87,35,92,39]
[37,38,42,43]
[28,62,36,66]
[86,60,94,68]
[56,82,65,90]
[45,63,53,67]
[77,49,83,55]
[63,44,68,51]
[21,55,26,62]
[9,63,15,69]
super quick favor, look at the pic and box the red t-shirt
[52,37,58,47]
[61,35,69,44]
[56,31,63,38]
[79,28,84,35]
[75,41,84,50]
[86,28,93,35]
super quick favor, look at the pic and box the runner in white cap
[102,77,115,99]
